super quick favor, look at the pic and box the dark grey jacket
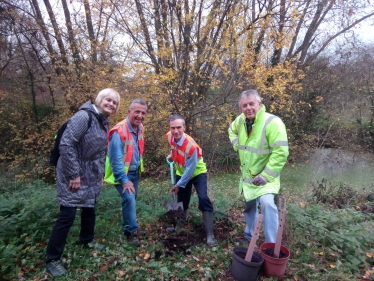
[56,101,109,207]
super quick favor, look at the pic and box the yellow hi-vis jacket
[228,105,289,201]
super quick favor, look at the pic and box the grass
[0,173,373,281]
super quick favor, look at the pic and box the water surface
[282,148,374,194]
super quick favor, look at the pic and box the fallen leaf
[302,263,315,268]
[39,274,50,281]
[118,270,125,277]
[315,96,323,102]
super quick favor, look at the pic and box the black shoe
[126,233,141,247]
[83,240,105,251]
[133,229,146,237]
[46,260,67,277]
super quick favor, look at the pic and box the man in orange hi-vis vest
[105,98,147,247]
[166,114,217,246]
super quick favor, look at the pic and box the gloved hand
[253,174,267,186]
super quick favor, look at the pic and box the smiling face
[97,94,119,116]
[128,102,147,129]
[239,94,262,122]
[169,118,185,142]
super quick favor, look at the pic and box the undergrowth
[0,174,373,280]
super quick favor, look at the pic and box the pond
[282,148,374,194]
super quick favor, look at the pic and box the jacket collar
[174,133,186,146]
[240,104,266,124]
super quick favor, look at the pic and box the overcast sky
[354,19,374,43]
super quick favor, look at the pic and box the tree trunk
[83,0,97,62]
[30,0,64,76]
[61,0,81,71]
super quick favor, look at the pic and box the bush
[287,203,374,274]
[311,179,374,211]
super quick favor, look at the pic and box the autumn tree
[104,0,373,170]
[299,44,374,152]
[0,0,373,178]
[0,0,128,181]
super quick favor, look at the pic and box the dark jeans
[176,173,214,212]
[45,206,95,263]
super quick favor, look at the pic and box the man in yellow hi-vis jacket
[228,89,289,243]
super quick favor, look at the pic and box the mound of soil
[158,213,235,256]
[262,247,288,259]
[164,209,185,225]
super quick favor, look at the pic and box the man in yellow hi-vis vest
[228,89,289,244]
[105,98,147,247]
[166,114,217,246]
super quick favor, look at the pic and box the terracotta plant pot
[260,242,290,280]
[231,246,264,281]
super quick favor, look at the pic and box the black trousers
[176,173,214,212]
[45,206,95,263]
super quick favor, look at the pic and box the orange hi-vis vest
[110,120,144,172]
[166,132,207,176]
[104,120,144,184]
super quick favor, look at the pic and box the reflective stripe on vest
[229,123,239,146]
[116,124,132,168]
[264,166,279,178]
[243,177,253,184]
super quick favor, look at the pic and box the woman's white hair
[95,88,121,114]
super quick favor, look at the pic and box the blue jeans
[176,173,214,212]
[115,170,139,235]
[46,206,95,263]
[244,193,278,242]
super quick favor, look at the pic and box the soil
[262,247,288,259]
[157,212,234,255]
[236,251,263,263]
[164,208,185,224]
[155,213,238,280]
[145,212,290,280]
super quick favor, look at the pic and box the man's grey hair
[129,98,148,110]
[238,89,262,107]
[168,114,186,126]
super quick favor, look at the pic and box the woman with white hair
[45,88,120,277]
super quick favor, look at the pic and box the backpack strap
[81,109,93,131]
[49,109,94,167]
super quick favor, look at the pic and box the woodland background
[0,0,374,182]
[1,1,374,280]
